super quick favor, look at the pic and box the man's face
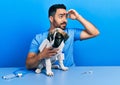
[52,9,68,30]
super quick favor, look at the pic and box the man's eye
[59,15,63,18]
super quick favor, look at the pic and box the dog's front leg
[58,53,68,71]
[45,58,54,76]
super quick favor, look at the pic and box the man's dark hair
[48,4,66,17]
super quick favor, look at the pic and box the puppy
[35,28,69,76]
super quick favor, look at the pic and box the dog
[35,28,69,76]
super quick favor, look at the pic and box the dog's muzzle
[52,32,64,48]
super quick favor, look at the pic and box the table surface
[0,66,120,85]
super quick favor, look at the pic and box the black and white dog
[35,28,69,76]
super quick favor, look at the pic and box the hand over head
[67,9,80,20]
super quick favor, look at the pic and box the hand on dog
[40,46,58,59]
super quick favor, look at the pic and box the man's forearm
[26,53,43,69]
[77,15,99,35]
[26,57,39,69]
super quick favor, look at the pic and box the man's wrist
[76,15,85,23]
[37,52,43,61]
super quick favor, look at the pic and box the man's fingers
[48,53,57,57]
[48,46,54,50]
[67,9,73,12]
[42,46,58,58]
[48,48,58,53]
[67,9,75,14]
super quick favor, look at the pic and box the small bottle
[2,73,23,80]
[2,74,17,80]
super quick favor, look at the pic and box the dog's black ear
[47,32,53,41]
[64,33,69,42]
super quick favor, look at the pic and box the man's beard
[53,19,67,30]
[59,22,67,30]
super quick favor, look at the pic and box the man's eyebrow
[59,13,67,15]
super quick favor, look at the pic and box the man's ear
[49,16,53,23]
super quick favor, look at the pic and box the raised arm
[67,9,100,40]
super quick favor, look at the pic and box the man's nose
[64,17,67,23]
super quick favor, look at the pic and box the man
[26,4,99,70]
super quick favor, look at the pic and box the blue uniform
[29,28,83,67]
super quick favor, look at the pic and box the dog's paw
[46,71,54,76]
[35,69,41,74]
[61,67,69,71]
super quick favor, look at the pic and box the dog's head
[47,28,69,48]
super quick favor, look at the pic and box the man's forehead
[56,9,67,14]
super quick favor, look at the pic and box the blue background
[0,0,120,67]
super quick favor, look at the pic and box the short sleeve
[74,28,83,40]
[29,34,42,53]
